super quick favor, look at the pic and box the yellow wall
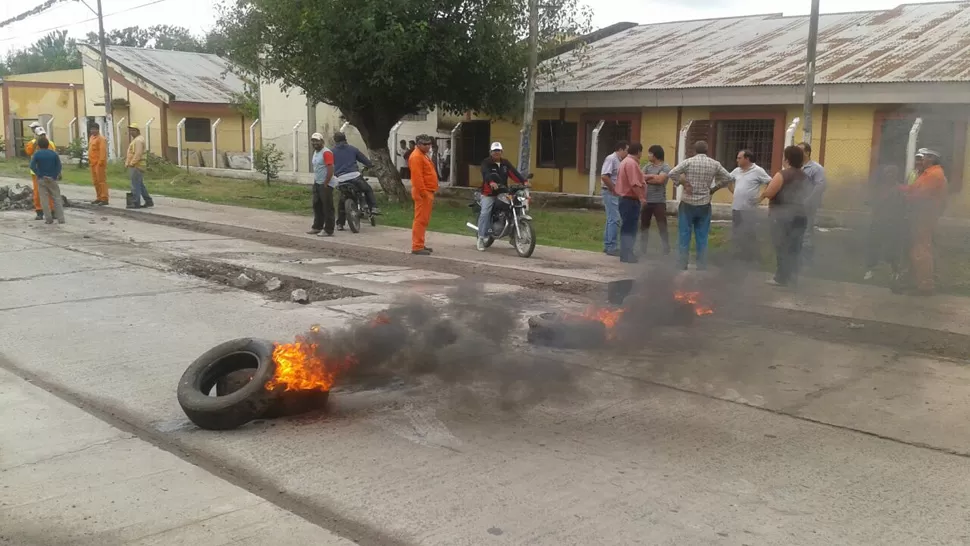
[820,104,876,211]
[3,84,86,148]
[164,109,258,167]
[5,69,83,85]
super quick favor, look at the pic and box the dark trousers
[639,202,670,254]
[311,184,335,235]
[618,197,641,263]
[772,215,807,286]
[731,209,760,263]
[866,211,902,272]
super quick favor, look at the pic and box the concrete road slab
[0,231,52,253]
[0,246,124,281]
[149,237,319,260]
[0,367,353,546]
[348,268,460,283]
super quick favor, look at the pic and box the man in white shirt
[728,149,771,262]
[600,141,629,257]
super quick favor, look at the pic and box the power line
[0,0,173,45]
[0,0,72,29]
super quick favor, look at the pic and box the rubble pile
[0,184,34,211]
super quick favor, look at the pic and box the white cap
[29,121,42,129]
[490,141,503,152]
[35,128,46,136]
[310,132,324,141]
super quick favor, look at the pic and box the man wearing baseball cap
[306,133,336,236]
[408,134,438,255]
[901,148,947,295]
[24,122,57,219]
[476,141,526,251]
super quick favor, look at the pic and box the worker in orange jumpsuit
[88,123,109,205]
[408,134,438,255]
[24,122,57,219]
[900,148,947,296]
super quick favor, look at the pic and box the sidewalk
[0,366,352,546]
[54,183,970,337]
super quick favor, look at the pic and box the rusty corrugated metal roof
[538,2,970,93]
[105,45,245,104]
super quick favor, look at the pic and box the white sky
[0,0,947,58]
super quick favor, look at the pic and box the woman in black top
[760,145,813,286]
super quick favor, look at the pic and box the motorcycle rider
[477,141,526,251]
[331,131,380,230]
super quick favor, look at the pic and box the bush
[0,135,5,154]
[254,144,284,186]
[145,151,178,175]
[66,138,87,167]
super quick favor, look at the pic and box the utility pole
[517,0,539,175]
[77,0,114,159]
[801,0,820,145]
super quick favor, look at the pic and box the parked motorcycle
[465,177,536,258]
[338,178,377,233]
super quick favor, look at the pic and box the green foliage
[84,25,224,53]
[65,138,87,168]
[1,30,80,75]
[230,80,260,120]
[145,152,178,175]
[254,145,284,186]
[0,135,5,154]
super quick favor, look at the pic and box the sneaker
[863,270,874,281]
[476,238,486,251]
[90,199,102,205]
[35,211,44,220]
[337,225,345,232]
[317,231,333,237]
[126,203,142,209]
[605,249,620,257]
[142,199,154,208]
[97,201,109,206]
[425,247,434,253]
[306,229,321,235]
[370,208,381,215]
[766,278,784,286]
[411,249,432,255]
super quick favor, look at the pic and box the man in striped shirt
[669,140,734,270]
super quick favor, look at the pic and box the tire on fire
[177,338,279,430]
[527,312,608,349]
[216,369,329,419]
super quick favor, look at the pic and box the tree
[254,144,284,186]
[217,0,588,202]
[2,30,80,75]
[85,25,214,52]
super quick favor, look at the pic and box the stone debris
[290,288,310,304]
[264,277,282,291]
[0,184,34,211]
[232,273,254,288]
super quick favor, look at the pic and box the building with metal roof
[459,2,970,218]
[75,43,257,166]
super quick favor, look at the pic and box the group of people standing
[599,139,829,288]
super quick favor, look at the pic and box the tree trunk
[369,147,409,203]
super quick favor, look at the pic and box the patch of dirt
[169,257,366,303]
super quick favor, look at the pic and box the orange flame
[565,306,625,340]
[674,291,714,316]
[265,340,356,393]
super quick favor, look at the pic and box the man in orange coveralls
[87,123,109,205]
[900,148,947,296]
[408,134,438,255]
[24,122,56,219]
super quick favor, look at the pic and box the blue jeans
[478,195,496,239]
[129,168,151,205]
[618,197,641,263]
[678,202,712,270]
[602,188,620,252]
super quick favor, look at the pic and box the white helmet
[29,121,42,129]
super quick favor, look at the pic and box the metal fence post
[676,120,693,203]
[68,117,78,142]
[292,120,303,173]
[249,118,260,171]
[449,122,462,185]
[210,118,222,168]
[905,117,923,178]
[176,118,187,166]
[588,120,605,196]
[114,116,126,157]
[144,117,154,152]
[785,117,801,146]
[45,116,55,140]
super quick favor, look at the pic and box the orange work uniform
[408,148,439,252]
[88,134,109,203]
[901,164,947,293]
[25,138,57,212]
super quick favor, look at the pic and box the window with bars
[584,120,632,172]
[713,119,775,171]
[537,120,578,169]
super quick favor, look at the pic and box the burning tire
[527,312,608,349]
[216,370,329,419]
[177,338,280,430]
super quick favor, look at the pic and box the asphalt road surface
[2,207,970,545]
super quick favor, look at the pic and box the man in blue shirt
[28,135,65,224]
[330,131,379,230]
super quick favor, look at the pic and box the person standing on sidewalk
[88,123,109,206]
[24,122,56,219]
[864,165,905,282]
[728,149,771,262]
[409,134,438,255]
[760,145,813,287]
[900,149,947,296]
[125,124,153,209]
[307,133,335,237]
[798,142,826,261]
[615,143,646,264]
[28,136,65,225]
[639,145,671,256]
[668,141,734,270]
[600,141,629,257]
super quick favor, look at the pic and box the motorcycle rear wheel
[345,199,361,233]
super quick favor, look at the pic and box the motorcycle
[337,177,377,233]
[465,176,536,258]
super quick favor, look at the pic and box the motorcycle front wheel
[345,199,361,233]
[513,220,536,258]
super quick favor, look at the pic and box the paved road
[3,207,970,545]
